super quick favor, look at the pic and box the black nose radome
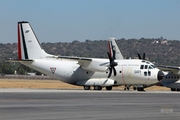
[157,70,164,81]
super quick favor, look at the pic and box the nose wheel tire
[137,87,145,91]
[106,86,112,90]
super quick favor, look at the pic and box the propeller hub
[110,62,117,67]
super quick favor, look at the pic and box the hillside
[41,38,180,65]
[0,38,180,74]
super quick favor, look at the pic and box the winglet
[108,38,123,60]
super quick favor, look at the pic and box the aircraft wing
[58,56,108,72]
[58,56,92,61]
[5,59,34,62]
[157,65,180,75]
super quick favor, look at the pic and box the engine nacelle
[76,78,115,86]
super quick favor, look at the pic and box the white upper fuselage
[21,58,160,86]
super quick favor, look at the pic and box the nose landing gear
[137,87,145,91]
[123,85,145,92]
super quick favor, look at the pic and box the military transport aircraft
[16,21,164,90]
[156,65,180,91]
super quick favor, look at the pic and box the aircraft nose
[157,70,164,81]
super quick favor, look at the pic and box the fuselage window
[151,65,156,68]
[144,72,147,76]
[148,71,151,76]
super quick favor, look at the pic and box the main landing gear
[83,86,113,91]
[171,88,180,91]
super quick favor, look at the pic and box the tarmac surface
[0,89,180,120]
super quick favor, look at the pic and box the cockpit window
[150,65,156,68]
[145,65,148,69]
[149,65,153,69]
[141,60,146,63]
[140,64,156,69]
[153,65,156,68]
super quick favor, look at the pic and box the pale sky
[0,0,180,43]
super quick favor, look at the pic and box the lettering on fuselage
[134,70,141,74]
[121,64,139,67]
[121,64,127,66]
[128,64,139,66]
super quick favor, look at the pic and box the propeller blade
[99,62,109,66]
[107,44,117,78]
[112,47,116,60]
[143,53,145,60]
[108,68,112,78]
[137,53,141,59]
[112,67,117,76]
[107,52,112,62]
[137,53,146,60]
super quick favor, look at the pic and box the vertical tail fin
[108,38,124,60]
[18,21,51,60]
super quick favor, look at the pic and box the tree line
[1,37,180,75]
